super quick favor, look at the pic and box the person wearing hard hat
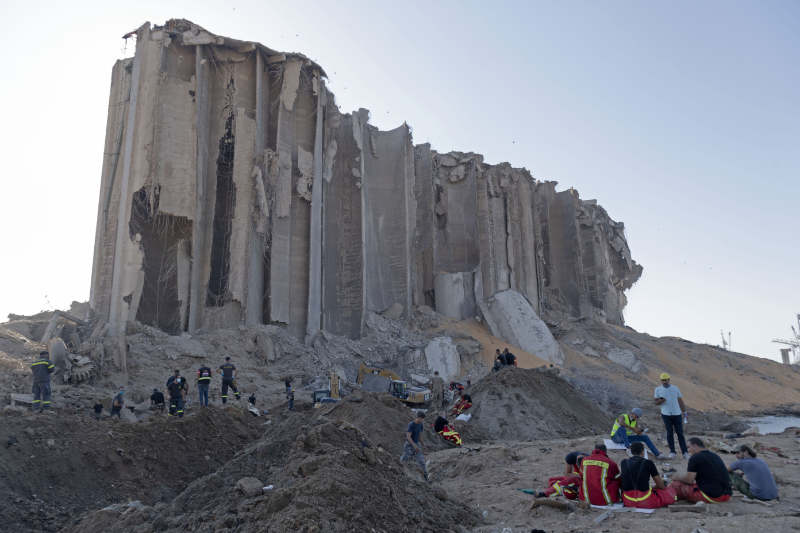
[654,372,688,459]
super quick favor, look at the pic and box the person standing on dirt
[654,372,688,459]
[196,364,212,407]
[620,442,676,508]
[669,437,732,503]
[430,371,445,409]
[218,357,241,404]
[400,411,429,481]
[110,387,125,419]
[166,370,188,417]
[610,407,663,458]
[30,350,55,412]
[727,444,778,501]
[503,348,517,367]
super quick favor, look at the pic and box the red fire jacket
[578,449,621,505]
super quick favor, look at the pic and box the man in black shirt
[166,370,188,417]
[218,357,241,404]
[669,437,732,503]
[150,388,165,412]
[620,442,676,508]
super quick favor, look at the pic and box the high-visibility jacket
[437,425,462,446]
[610,413,638,437]
[31,358,55,382]
[197,366,212,383]
[544,475,581,499]
[579,450,621,505]
[451,400,472,416]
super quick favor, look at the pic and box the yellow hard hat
[659,372,671,380]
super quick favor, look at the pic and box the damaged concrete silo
[89,20,642,365]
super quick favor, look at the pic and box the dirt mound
[0,407,263,533]
[317,391,454,455]
[66,409,482,533]
[461,367,609,442]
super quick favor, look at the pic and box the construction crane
[720,330,731,351]
[772,313,800,365]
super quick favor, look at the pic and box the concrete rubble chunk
[424,336,461,382]
[235,477,264,497]
[480,289,564,365]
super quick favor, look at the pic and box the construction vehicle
[312,372,341,408]
[357,363,432,406]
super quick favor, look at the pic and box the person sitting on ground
[503,348,517,367]
[150,388,165,412]
[669,437,732,503]
[536,451,587,499]
[434,415,462,446]
[727,444,778,501]
[93,400,104,420]
[620,442,676,508]
[248,393,256,406]
[450,394,472,416]
[610,407,662,458]
[110,387,125,419]
[578,443,621,505]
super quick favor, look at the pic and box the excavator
[312,372,341,408]
[356,363,432,407]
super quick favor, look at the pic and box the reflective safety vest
[611,413,638,437]
[197,367,212,383]
[579,452,621,505]
[438,426,462,446]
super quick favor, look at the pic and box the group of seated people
[538,437,778,508]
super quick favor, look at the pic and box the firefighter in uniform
[31,350,55,412]
[537,451,587,499]
[579,443,622,505]
[197,365,212,407]
[218,356,240,404]
[450,394,472,417]
[434,416,462,446]
[166,369,188,417]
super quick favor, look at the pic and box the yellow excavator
[356,363,431,406]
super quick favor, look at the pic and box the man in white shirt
[653,372,688,459]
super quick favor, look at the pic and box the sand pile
[67,408,482,533]
[461,366,609,442]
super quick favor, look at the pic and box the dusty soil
[437,428,800,532]
[64,394,482,533]
[460,367,609,443]
[0,407,264,533]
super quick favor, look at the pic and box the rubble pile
[462,367,609,442]
[65,401,481,533]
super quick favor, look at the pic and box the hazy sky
[1,1,797,361]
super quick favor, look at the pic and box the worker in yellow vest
[610,407,662,458]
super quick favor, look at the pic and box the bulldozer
[357,363,431,407]
[312,372,341,408]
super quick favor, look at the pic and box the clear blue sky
[0,1,797,360]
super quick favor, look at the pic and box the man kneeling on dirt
[536,451,587,499]
[434,416,462,446]
[400,411,429,481]
[669,437,732,503]
[578,443,621,505]
[620,442,676,508]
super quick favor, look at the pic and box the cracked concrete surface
[90,19,642,360]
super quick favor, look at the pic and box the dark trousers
[662,414,687,454]
[32,381,52,411]
[111,406,122,418]
[169,396,185,417]
[221,379,239,403]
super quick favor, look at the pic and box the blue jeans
[198,383,209,406]
[612,427,660,456]
[662,414,687,454]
